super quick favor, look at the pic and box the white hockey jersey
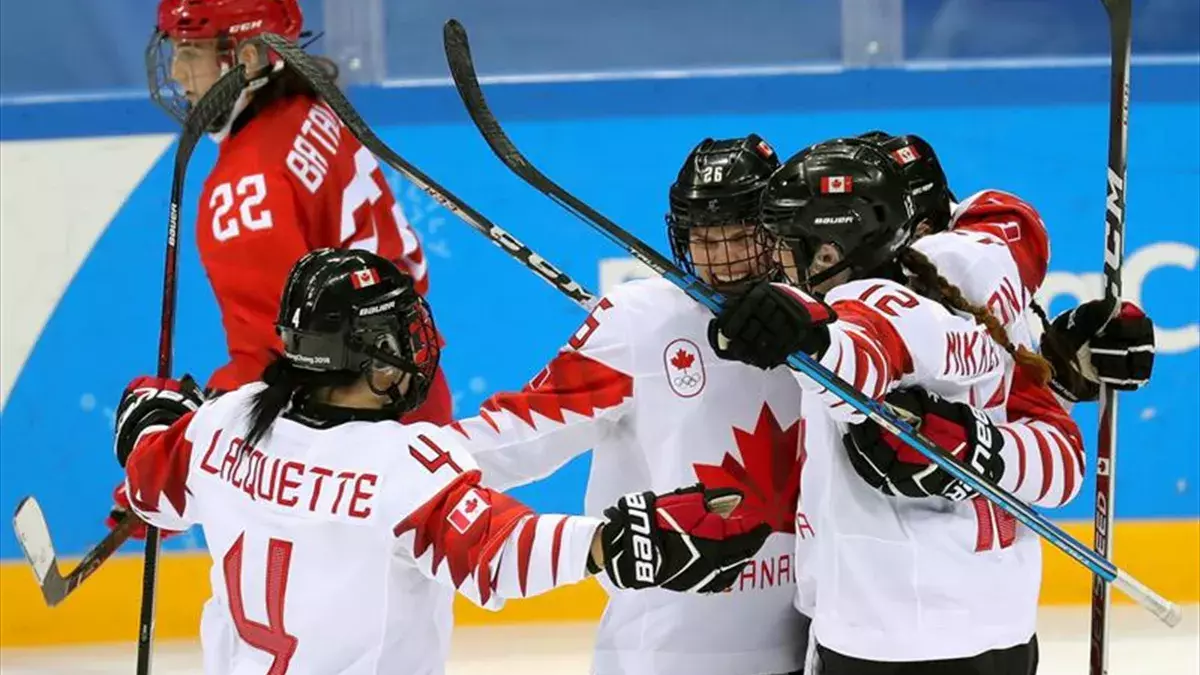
[124,385,603,675]
[793,189,1085,663]
[453,277,836,675]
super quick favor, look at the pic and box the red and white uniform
[124,384,601,675]
[792,191,1084,663]
[919,189,1084,509]
[790,278,1038,662]
[196,94,450,424]
[453,278,833,675]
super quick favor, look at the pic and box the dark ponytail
[245,353,358,447]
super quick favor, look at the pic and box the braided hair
[898,248,1054,385]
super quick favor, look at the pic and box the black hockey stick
[12,496,139,606]
[253,32,596,311]
[1091,0,1133,673]
[6,68,249,634]
[135,64,248,675]
[442,18,1183,627]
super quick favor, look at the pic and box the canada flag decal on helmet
[351,268,380,289]
[820,176,852,194]
[891,145,921,165]
[756,140,775,158]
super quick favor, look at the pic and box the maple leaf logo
[464,498,478,514]
[670,348,695,371]
[693,404,805,533]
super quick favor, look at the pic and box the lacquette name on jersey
[198,431,378,520]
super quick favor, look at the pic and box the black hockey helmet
[666,134,781,291]
[276,248,439,414]
[760,138,917,290]
[858,130,954,233]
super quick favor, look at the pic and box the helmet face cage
[666,135,780,294]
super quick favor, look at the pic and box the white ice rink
[2,605,1196,674]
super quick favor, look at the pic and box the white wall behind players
[0,134,175,407]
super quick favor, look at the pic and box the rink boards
[0,62,1197,646]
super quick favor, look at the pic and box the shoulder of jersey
[606,276,706,318]
[823,277,911,306]
[949,189,1048,236]
[215,95,319,172]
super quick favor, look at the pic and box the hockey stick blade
[12,496,138,607]
[443,18,1183,628]
[251,33,596,311]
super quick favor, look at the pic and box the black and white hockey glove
[708,281,837,370]
[1042,297,1155,403]
[845,388,1005,502]
[114,375,205,468]
[598,485,771,594]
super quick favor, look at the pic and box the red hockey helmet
[156,0,304,43]
[147,0,305,124]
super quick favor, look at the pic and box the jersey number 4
[224,533,298,675]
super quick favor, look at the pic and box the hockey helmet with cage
[760,138,918,291]
[276,249,440,415]
[667,134,781,292]
[858,130,954,233]
[148,0,305,125]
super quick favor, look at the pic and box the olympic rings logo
[673,373,701,388]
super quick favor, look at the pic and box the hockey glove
[845,388,1005,502]
[1042,298,1155,403]
[599,484,771,594]
[105,482,185,541]
[708,281,837,370]
[114,375,205,468]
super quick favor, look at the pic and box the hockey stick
[1091,0,1133,672]
[135,64,249,675]
[12,496,139,606]
[6,68,250,630]
[442,18,1183,628]
[253,32,596,311]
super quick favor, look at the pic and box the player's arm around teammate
[109,249,770,673]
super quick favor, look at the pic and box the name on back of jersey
[286,102,345,194]
[198,430,378,520]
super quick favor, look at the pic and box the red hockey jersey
[194,94,449,422]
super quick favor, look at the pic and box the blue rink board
[0,70,1197,559]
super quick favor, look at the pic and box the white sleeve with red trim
[123,409,205,532]
[388,425,602,610]
[451,293,636,492]
[995,367,1087,508]
[786,279,1007,424]
[948,189,1052,296]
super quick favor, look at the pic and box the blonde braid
[899,248,1053,386]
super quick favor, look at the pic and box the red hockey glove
[599,484,771,594]
[105,483,186,541]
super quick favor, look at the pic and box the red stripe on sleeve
[1029,427,1055,503]
[1000,427,1027,492]
[550,517,568,586]
[1049,430,1077,507]
[516,517,538,597]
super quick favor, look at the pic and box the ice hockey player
[709,139,1070,674]
[857,130,1155,404]
[107,0,454,540]
[113,249,771,674]
[452,135,827,675]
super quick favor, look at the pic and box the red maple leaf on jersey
[692,404,805,533]
[670,349,695,371]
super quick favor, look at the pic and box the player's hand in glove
[1041,297,1155,403]
[595,484,771,593]
[844,388,1005,502]
[114,374,205,467]
[107,375,204,540]
[105,482,185,541]
[707,281,837,370]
